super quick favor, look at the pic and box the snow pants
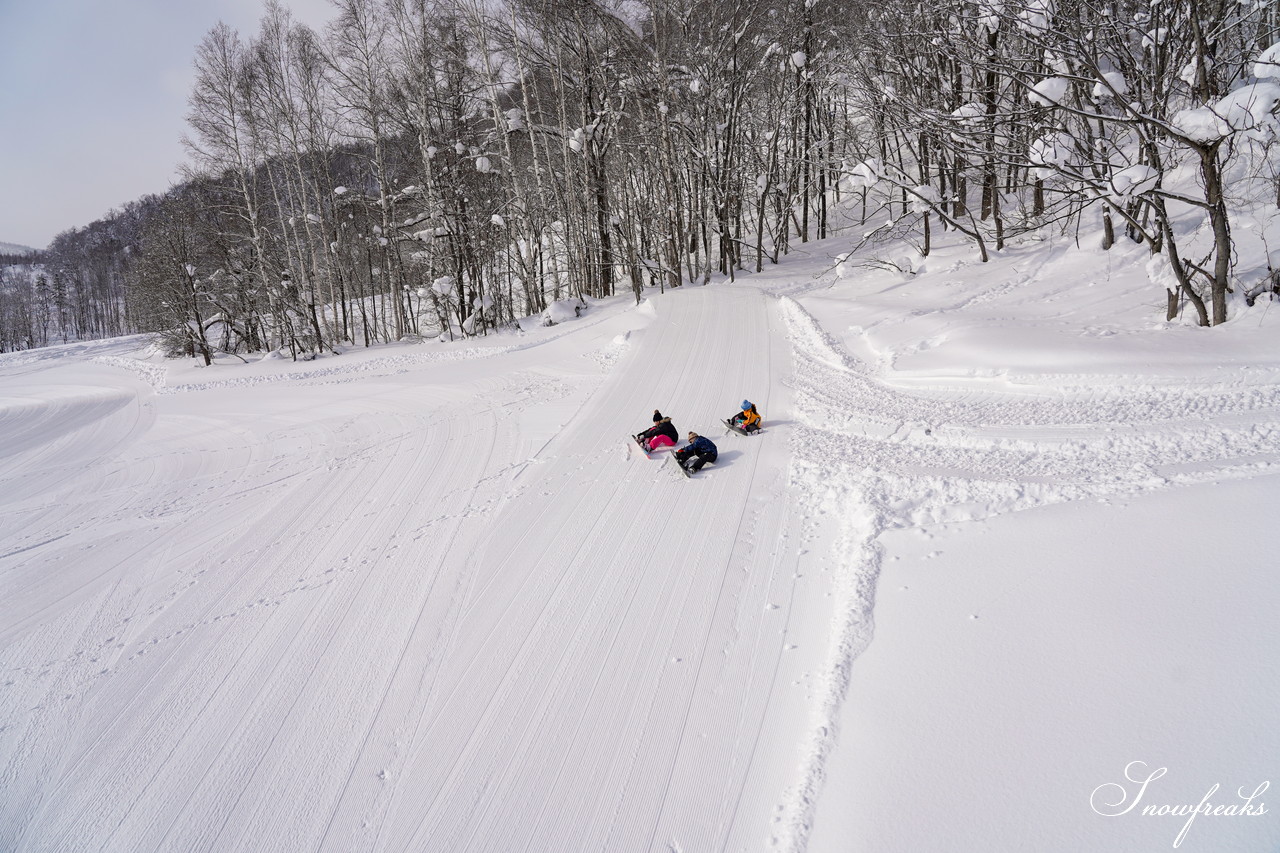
[646,434,675,451]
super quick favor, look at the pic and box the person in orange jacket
[727,400,762,433]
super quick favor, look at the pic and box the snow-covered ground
[1,229,1277,852]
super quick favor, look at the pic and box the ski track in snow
[2,270,1278,852]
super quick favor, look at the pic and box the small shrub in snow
[542,300,582,326]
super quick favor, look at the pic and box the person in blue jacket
[675,431,718,473]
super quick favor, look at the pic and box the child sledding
[673,432,718,477]
[634,409,679,453]
[724,400,762,435]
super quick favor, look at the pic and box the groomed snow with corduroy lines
[2,228,1278,852]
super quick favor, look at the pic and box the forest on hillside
[3,0,1279,358]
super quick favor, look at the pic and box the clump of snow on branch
[432,276,455,297]
[1092,71,1128,100]
[1108,164,1160,200]
[1043,51,1070,75]
[846,159,883,190]
[1142,28,1168,51]
[1254,42,1280,79]
[1181,56,1213,87]
[949,103,985,141]
[1172,83,1280,143]
[1017,0,1054,33]
[1029,131,1075,180]
[910,185,941,214]
[1029,77,1069,107]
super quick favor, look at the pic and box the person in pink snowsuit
[637,412,679,451]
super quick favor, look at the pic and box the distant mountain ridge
[1,241,38,255]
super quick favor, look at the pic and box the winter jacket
[642,417,678,443]
[736,407,762,429]
[686,436,718,458]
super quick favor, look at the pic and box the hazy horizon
[0,0,334,250]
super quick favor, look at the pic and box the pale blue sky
[0,0,334,249]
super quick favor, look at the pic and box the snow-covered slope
[1,231,1277,852]
[0,241,38,255]
[778,234,1280,853]
[0,287,828,852]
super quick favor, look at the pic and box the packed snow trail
[0,285,832,852]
